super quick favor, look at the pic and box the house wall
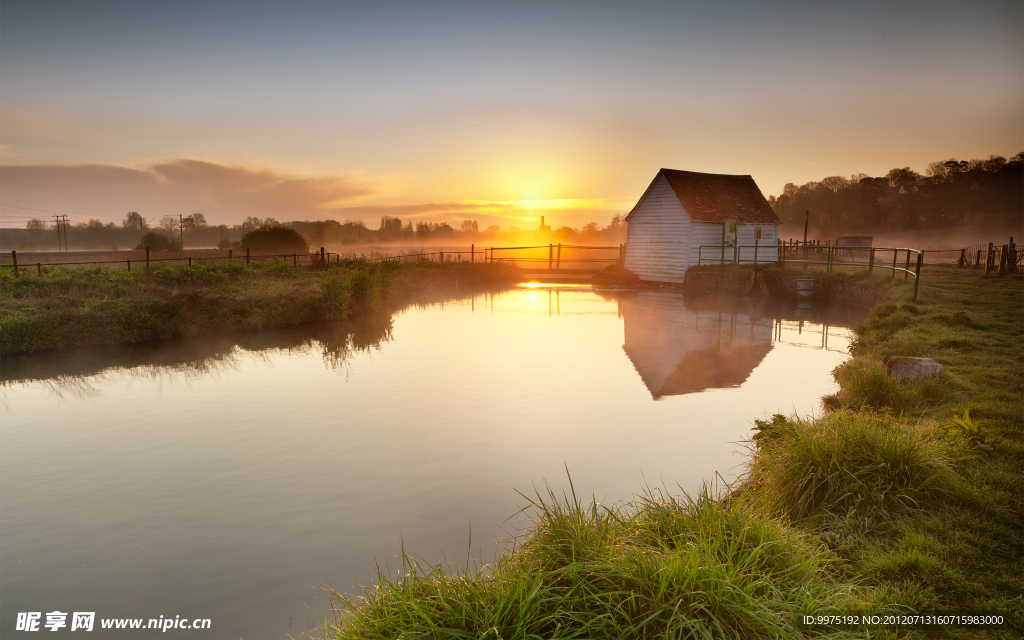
[624,174,692,283]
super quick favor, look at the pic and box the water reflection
[609,292,864,399]
[0,312,395,392]
[1,285,865,640]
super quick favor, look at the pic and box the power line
[0,202,83,216]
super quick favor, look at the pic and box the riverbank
[0,258,518,355]
[327,264,1022,639]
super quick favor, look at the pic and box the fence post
[439,250,443,263]
[293,253,297,267]
[548,244,553,270]
[471,244,474,264]
[998,245,1008,275]
[913,252,923,301]
[984,242,993,274]
[127,259,131,272]
[867,248,875,273]
[37,262,42,275]
[892,248,898,277]
[146,247,151,274]
[11,250,18,278]
[229,249,233,259]
[556,243,561,269]
[246,248,250,265]
[905,249,911,280]
[320,247,325,265]
[188,256,192,266]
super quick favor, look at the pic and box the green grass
[331,484,877,640]
[0,258,518,354]
[323,265,1022,639]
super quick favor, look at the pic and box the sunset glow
[0,2,1020,232]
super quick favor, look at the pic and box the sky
[0,1,1021,230]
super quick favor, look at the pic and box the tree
[241,226,309,253]
[886,167,920,188]
[26,219,48,230]
[182,212,207,231]
[135,231,179,251]
[123,211,147,233]
[159,215,178,237]
[820,176,849,193]
[379,215,403,240]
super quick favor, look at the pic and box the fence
[357,243,624,272]
[2,247,345,276]
[1,243,624,276]
[699,242,926,300]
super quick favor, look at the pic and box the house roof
[627,169,781,225]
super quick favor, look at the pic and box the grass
[323,265,1022,640]
[331,484,876,640]
[0,257,518,354]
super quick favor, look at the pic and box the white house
[624,169,781,283]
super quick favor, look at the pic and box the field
[0,257,518,355]
[324,265,1023,640]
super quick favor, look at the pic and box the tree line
[5,211,627,252]
[769,153,1023,238]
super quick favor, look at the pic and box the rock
[885,356,944,381]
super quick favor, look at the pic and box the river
[1,286,864,639]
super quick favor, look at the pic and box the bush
[134,231,181,252]
[240,226,308,253]
[217,239,230,250]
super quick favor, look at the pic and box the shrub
[134,231,181,252]
[240,226,308,253]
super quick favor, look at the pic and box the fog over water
[1,286,865,639]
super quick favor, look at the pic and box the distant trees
[768,153,1023,237]
[135,231,179,251]
[240,226,309,253]
[123,211,147,234]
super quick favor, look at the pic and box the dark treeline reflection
[0,311,395,388]
[607,291,866,399]
[0,281,510,387]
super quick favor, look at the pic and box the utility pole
[53,215,62,251]
[59,215,70,252]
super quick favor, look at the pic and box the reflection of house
[624,169,781,283]
[621,292,773,399]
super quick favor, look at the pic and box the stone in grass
[885,356,944,381]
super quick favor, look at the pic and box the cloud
[0,159,374,225]
[0,159,631,230]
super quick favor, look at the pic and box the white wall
[624,174,692,283]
